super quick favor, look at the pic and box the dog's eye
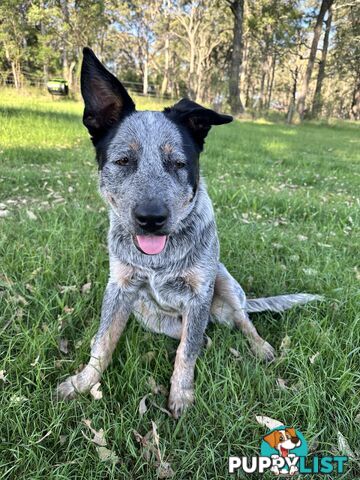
[115,157,129,166]
[175,160,186,169]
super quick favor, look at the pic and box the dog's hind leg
[211,263,275,362]
[56,281,135,400]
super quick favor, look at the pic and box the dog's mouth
[280,446,289,457]
[134,235,168,255]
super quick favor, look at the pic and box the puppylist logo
[229,426,348,476]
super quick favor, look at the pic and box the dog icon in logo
[263,427,302,476]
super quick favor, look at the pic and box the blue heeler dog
[56,48,321,418]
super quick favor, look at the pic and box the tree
[311,7,332,117]
[227,0,245,115]
[297,0,334,119]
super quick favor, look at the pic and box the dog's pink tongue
[136,235,167,255]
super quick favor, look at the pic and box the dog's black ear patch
[164,98,232,150]
[81,48,136,143]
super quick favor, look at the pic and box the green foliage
[0,91,359,478]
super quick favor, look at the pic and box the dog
[56,48,321,418]
[263,428,302,476]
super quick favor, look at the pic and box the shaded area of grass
[0,91,359,479]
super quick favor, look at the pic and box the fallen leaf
[59,338,69,354]
[143,351,156,362]
[81,282,92,294]
[10,394,29,404]
[276,378,288,390]
[33,430,52,444]
[139,394,148,416]
[90,382,103,400]
[150,401,172,418]
[63,305,74,314]
[59,435,67,445]
[309,352,320,364]
[148,376,168,396]
[337,431,355,459]
[0,370,7,382]
[96,446,120,464]
[82,419,107,446]
[204,335,212,349]
[256,415,284,430]
[229,347,241,358]
[280,335,291,357]
[58,285,77,294]
[26,210,37,220]
[31,355,40,367]
[355,413,360,423]
[156,461,174,478]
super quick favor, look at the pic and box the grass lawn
[0,88,359,479]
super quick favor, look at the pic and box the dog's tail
[245,293,323,313]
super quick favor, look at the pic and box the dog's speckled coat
[56,48,321,418]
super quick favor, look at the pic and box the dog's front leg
[168,296,211,418]
[56,281,135,400]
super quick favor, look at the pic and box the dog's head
[263,428,301,456]
[81,48,232,255]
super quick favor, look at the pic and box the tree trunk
[143,56,148,95]
[228,0,245,115]
[266,52,276,109]
[161,34,170,96]
[297,0,333,120]
[287,67,298,124]
[312,8,332,117]
[350,77,360,120]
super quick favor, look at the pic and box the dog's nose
[134,202,169,232]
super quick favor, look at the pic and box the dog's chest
[137,269,194,314]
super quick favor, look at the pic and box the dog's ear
[286,427,297,438]
[263,431,280,449]
[81,47,136,143]
[164,98,232,150]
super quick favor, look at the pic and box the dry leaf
[229,347,241,358]
[90,382,103,400]
[151,401,172,418]
[96,446,119,464]
[58,285,77,294]
[143,351,156,362]
[205,335,212,349]
[355,413,360,423]
[309,352,320,364]
[63,306,74,314]
[33,430,52,444]
[256,415,284,430]
[156,462,175,479]
[276,378,288,390]
[26,210,37,220]
[148,376,168,396]
[139,395,148,416]
[280,335,291,357]
[82,419,107,446]
[10,394,29,404]
[31,355,40,367]
[337,431,355,459]
[59,338,69,354]
[81,282,92,294]
[0,370,7,382]
[60,435,67,445]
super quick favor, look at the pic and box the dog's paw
[55,376,78,401]
[251,340,276,363]
[168,387,194,419]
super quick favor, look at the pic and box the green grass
[0,88,359,479]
